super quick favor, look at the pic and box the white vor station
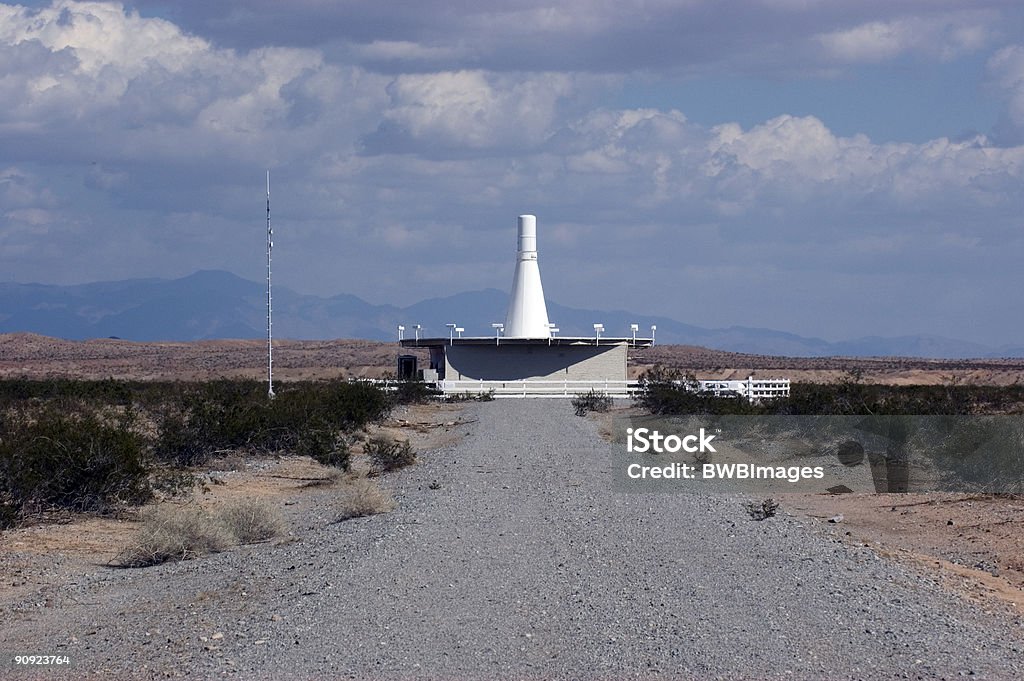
[400,215,654,397]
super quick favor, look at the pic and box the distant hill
[0,270,1012,358]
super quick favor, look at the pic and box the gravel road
[3,399,1022,679]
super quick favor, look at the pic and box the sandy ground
[4,332,1023,385]
[783,492,1024,611]
[629,343,1024,385]
[0,333,430,381]
[2,333,1021,632]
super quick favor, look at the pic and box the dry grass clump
[335,477,395,521]
[216,499,285,544]
[118,499,286,567]
[118,505,231,568]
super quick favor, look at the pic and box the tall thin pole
[266,170,275,399]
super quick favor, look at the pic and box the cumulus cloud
[362,70,577,153]
[0,0,385,168]
[816,12,995,63]
[132,0,1010,75]
[0,1,208,75]
[1,1,1024,345]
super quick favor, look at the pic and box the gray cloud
[129,0,1012,74]
[1,1,1023,346]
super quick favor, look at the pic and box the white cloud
[126,0,1014,78]
[816,12,994,63]
[2,1,1024,344]
[372,70,576,151]
[355,40,471,63]
[0,0,208,76]
[989,44,1024,144]
[700,115,1024,211]
[0,0,380,166]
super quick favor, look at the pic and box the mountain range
[0,270,1018,359]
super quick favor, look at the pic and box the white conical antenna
[504,214,551,338]
[266,170,275,399]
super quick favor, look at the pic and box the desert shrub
[295,419,351,470]
[364,435,416,474]
[152,379,390,465]
[572,390,612,417]
[0,503,18,530]
[638,366,762,416]
[745,498,779,521]
[0,377,135,409]
[335,478,395,521]
[152,410,208,467]
[0,378,394,528]
[637,366,1024,417]
[216,499,285,544]
[319,381,393,430]
[391,380,437,405]
[118,505,231,567]
[0,405,151,520]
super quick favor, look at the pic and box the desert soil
[1,399,1022,679]
[782,491,1024,610]
[3,332,1023,385]
[630,344,1024,385]
[1,334,1022,677]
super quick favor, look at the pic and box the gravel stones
[2,399,1022,679]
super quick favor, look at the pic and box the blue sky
[2,1,1024,346]
[616,59,999,143]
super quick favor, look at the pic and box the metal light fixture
[593,323,604,345]
[397,325,405,341]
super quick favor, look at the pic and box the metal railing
[354,377,789,401]
[437,379,641,398]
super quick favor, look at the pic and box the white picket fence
[437,379,641,398]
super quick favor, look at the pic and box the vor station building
[400,215,653,396]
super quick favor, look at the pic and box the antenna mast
[266,170,275,399]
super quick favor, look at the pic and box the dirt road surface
[2,400,1022,679]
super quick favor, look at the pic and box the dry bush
[124,505,231,565]
[572,390,612,417]
[216,499,285,544]
[335,477,395,521]
[364,435,416,475]
[745,498,779,521]
[118,505,231,568]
